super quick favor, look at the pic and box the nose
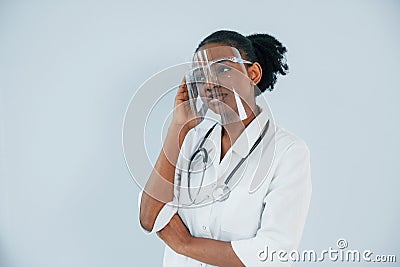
[204,84,223,98]
[205,84,220,92]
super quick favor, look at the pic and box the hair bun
[246,33,289,92]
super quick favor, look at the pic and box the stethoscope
[187,119,270,204]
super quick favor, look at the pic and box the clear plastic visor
[185,46,258,126]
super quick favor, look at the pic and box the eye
[195,75,205,82]
[217,65,231,74]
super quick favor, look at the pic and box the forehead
[194,44,240,62]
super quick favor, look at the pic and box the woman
[139,30,312,267]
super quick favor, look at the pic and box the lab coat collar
[230,106,269,158]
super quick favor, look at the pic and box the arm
[184,238,245,267]
[157,214,245,267]
[158,138,312,266]
[139,123,188,232]
[139,79,201,232]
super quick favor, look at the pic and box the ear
[247,62,262,85]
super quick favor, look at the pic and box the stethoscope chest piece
[212,184,231,202]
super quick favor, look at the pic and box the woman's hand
[171,77,203,131]
[156,214,193,255]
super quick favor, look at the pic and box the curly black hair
[195,30,289,95]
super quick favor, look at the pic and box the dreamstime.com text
[258,239,396,263]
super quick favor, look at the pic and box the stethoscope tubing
[187,120,270,204]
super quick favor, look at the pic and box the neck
[221,105,260,141]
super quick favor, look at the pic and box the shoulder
[270,125,312,188]
[274,124,310,159]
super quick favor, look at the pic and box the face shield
[185,46,258,126]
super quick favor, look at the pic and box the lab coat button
[202,225,207,231]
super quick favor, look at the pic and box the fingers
[176,77,189,103]
[177,77,187,92]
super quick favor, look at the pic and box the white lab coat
[138,107,312,267]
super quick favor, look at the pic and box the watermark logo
[258,238,397,263]
[336,238,348,249]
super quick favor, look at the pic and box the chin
[207,101,237,115]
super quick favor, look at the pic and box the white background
[1,0,399,266]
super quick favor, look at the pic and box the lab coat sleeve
[137,190,178,235]
[231,138,312,266]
